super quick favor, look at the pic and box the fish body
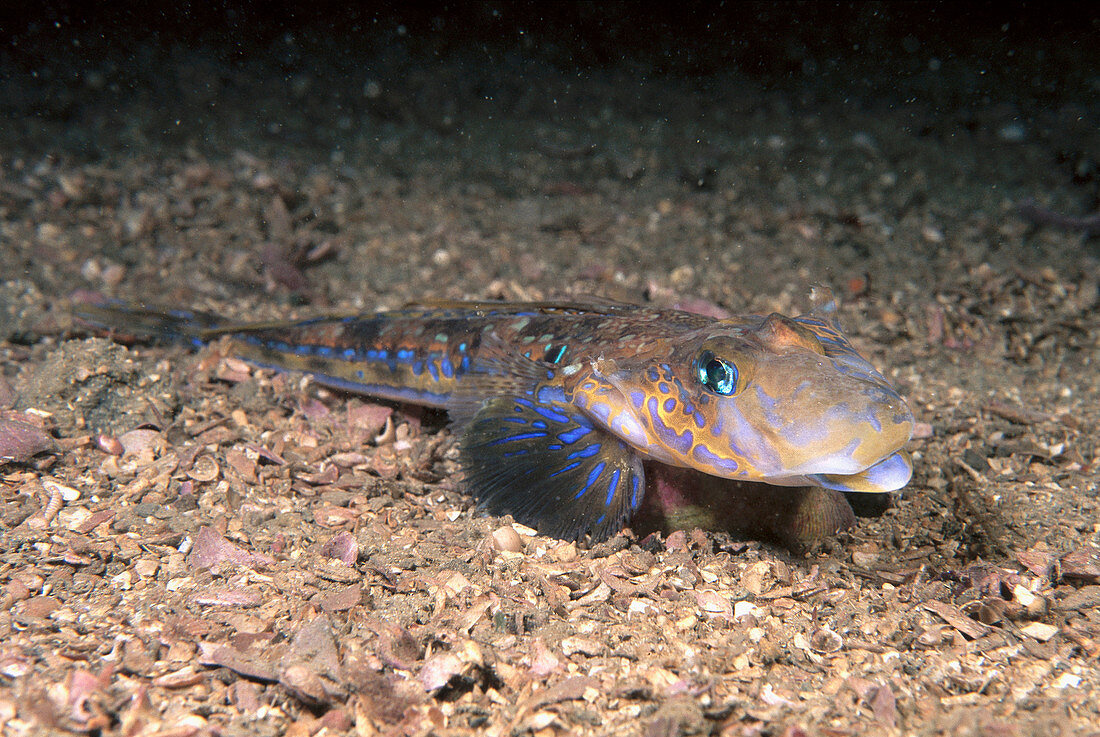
[77,294,914,541]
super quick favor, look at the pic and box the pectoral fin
[459,394,645,542]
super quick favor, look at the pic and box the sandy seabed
[1,9,1099,735]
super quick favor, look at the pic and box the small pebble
[491,525,524,553]
[96,434,124,456]
[1019,622,1059,642]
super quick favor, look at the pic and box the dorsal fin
[403,296,639,316]
[805,285,842,331]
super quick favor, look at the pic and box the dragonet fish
[76,291,914,542]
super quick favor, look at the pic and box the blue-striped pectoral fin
[459,395,646,542]
[811,451,912,493]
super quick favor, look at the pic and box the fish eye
[696,350,739,395]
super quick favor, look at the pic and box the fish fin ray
[805,284,842,330]
[459,395,645,542]
[445,332,558,424]
[404,296,639,314]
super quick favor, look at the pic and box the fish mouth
[809,451,913,493]
[763,402,913,480]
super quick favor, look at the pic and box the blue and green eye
[696,350,739,395]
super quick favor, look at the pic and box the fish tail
[72,300,236,347]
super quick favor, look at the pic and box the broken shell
[43,477,81,502]
[119,428,162,456]
[187,455,220,483]
[809,627,843,654]
[373,416,395,445]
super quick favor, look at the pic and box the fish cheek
[710,395,783,478]
[574,362,675,459]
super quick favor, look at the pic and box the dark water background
[4,2,1097,156]
[2,2,1097,295]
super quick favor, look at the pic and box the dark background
[3,2,1097,84]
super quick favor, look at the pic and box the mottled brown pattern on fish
[75,295,914,542]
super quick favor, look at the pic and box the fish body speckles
[76,296,914,542]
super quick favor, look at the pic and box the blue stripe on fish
[575,462,606,499]
[605,468,621,507]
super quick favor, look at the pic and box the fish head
[577,311,914,492]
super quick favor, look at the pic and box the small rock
[119,428,162,457]
[0,412,55,463]
[734,600,761,620]
[1019,622,1059,642]
[560,636,603,657]
[491,525,524,553]
[419,652,463,692]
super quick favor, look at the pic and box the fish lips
[810,450,914,493]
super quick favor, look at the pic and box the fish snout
[772,379,914,478]
[867,398,914,464]
[833,378,913,471]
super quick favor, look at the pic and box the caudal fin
[72,300,236,347]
